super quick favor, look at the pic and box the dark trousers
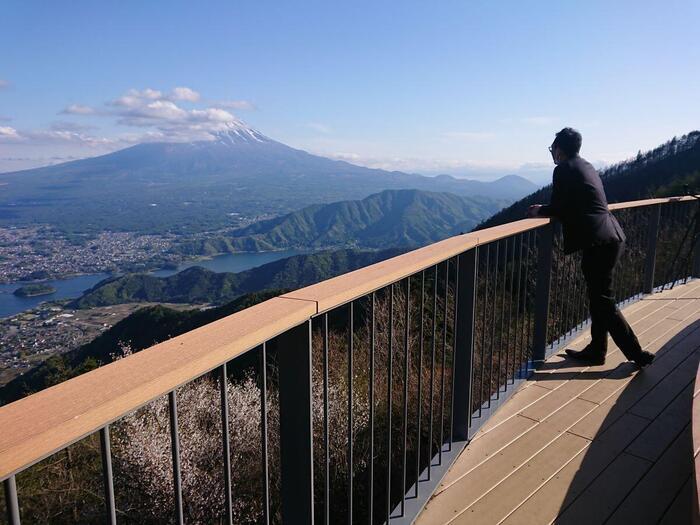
[581,242,643,359]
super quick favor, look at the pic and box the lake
[0,249,308,319]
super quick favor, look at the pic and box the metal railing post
[643,204,661,293]
[3,475,20,525]
[532,224,554,364]
[99,426,117,525]
[693,199,700,278]
[451,248,478,441]
[276,321,315,524]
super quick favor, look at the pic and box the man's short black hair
[553,127,582,157]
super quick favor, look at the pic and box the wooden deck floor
[415,280,700,525]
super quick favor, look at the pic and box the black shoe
[565,346,606,365]
[631,350,655,368]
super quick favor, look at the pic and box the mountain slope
[477,131,700,229]
[0,290,282,405]
[173,189,505,255]
[0,123,536,234]
[72,247,404,308]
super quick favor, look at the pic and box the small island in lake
[13,283,57,297]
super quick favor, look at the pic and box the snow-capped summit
[212,121,271,145]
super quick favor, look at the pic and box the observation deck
[415,280,700,524]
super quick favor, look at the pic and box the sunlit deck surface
[416,280,700,525]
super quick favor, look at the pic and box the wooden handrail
[0,298,315,480]
[0,196,692,481]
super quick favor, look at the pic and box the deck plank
[501,413,649,525]
[609,426,694,524]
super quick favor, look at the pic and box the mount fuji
[0,122,537,234]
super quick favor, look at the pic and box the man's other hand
[526,204,543,218]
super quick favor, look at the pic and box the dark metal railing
[1,197,699,525]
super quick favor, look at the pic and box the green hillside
[72,247,404,308]
[174,189,505,255]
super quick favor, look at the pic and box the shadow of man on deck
[540,320,700,524]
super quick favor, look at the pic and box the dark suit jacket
[538,155,625,254]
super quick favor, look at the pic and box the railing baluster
[487,241,500,405]
[449,257,460,446]
[643,204,661,293]
[415,272,425,494]
[219,363,233,525]
[348,301,354,524]
[479,244,491,415]
[401,277,410,515]
[386,284,394,522]
[168,390,184,525]
[323,315,330,525]
[532,224,554,364]
[277,321,315,522]
[260,344,270,525]
[4,475,20,525]
[692,198,700,278]
[524,230,535,366]
[513,234,524,379]
[453,248,477,440]
[369,293,375,523]
[428,266,437,479]
[439,262,448,464]
[506,236,516,384]
[99,426,117,525]
[497,239,507,395]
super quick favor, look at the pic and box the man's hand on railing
[526,204,543,218]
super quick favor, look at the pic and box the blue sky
[1,0,698,181]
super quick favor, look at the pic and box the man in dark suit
[527,128,654,367]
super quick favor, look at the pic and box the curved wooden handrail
[0,196,692,481]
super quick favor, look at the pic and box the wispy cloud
[169,86,200,102]
[215,100,256,111]
[522,116,557,126]
[442,131,496,141]
[56,86,258,142]
[307,122,332,134]
[0,79,9,90]
[0,126,20,140]
[60,104,96,115]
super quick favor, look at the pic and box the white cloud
[307,122,332,134]
[169,87,200,102]
[61,104,96,115]
[0,126,20,140]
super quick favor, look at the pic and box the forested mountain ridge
[477,131,700,229]
[72,247,405,308]
[173,189,505,255]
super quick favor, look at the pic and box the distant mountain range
[72,247,404,308]
[478,131,700,229]
[173,188,504,255]
[0,122,536,234]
